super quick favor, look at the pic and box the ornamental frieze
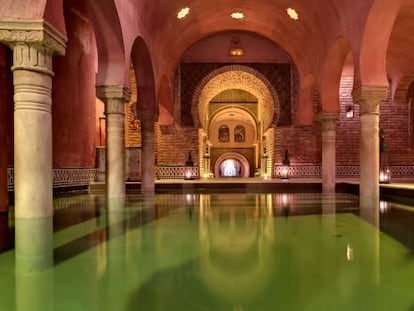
[0,20,67,55]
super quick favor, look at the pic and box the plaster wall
[52,8,97,167]
[0,45,13,210]
[182,31,291,63]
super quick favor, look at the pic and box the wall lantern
[379,168,391,184]
[345,105,354,118]
[379,128,391,184]
[184,168,196,180]
[280,150,290,179]
[229,36,244,56]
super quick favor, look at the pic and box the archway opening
[214,152,250,178]
[220,159,241,177]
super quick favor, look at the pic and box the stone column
[97,86,131,205]
[353,86,387,208]
[12,43,55,219]
[0,22,66,219]
[320,112,338,193]
[139,111,156,193]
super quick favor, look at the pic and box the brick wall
[156,125,199,166]
[336,75,414,166]
[337,76,360,165]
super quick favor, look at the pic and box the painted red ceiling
[1,0,414,111]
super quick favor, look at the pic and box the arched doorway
[214,152,250,177]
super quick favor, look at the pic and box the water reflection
[4,192,414,310]
[198,193,275,304]
[0,212,12,252]
[14,217,54,311]
[15,217,53,273]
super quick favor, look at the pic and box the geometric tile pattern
[336,165,360,178]
[7,167,97,191]
[274,165,322,178]
[6,165,414,190]
[156,166,199,179]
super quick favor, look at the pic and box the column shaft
[106,100,126,200]
[140,112,155,193]
[97,86,130,204]
[353,86,387,208]
[13,43,54,219]
[360,113,380,207]
[320,113,338,192]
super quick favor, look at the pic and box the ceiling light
[286,8,299,20]
[177,7,190,19]
[229,36,244,56]
[230,49,243,56]
[231,12,244,20]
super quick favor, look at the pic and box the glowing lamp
[280,150,290,179]
[184,169,195,180]
[379,168,391,184]
[346,105,354,118]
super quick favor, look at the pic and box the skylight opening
[177,7,190,19]
[231,12,245,20]
[286,8,299,20]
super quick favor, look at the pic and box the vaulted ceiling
[1,0,414,117]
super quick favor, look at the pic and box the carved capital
[0,20,67,55]
[12,43,53,75]
[105,99,125,115]
[352,86,388,115]
[318,112,338,132]
[96,85,131,103]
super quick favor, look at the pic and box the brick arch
[191,65,279,130]
[394,73,414,104]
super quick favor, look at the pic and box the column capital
[139,110,157,132]
[96,85,131,102]
[352,86,388,115]
[317,112,339,132]
[0,20,67,56]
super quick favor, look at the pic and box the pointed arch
[192,65,279,131]
[88,0,126,86]
[298,74,316,125]
[131,36,156,115]
[357,0,404,87]
[157,74,173,124]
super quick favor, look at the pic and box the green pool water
[1,192,414,310]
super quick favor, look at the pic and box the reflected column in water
[15,217,53,273]
[15,217,54,311]
[359,200,380,285]
[198,193,275,306]
[15,266,53,311]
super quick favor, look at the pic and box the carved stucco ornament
[352,86,388,115]
[0,20,67,56]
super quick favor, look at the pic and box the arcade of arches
[1,0,414,218]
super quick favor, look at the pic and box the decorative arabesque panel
[180,63,292,127]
